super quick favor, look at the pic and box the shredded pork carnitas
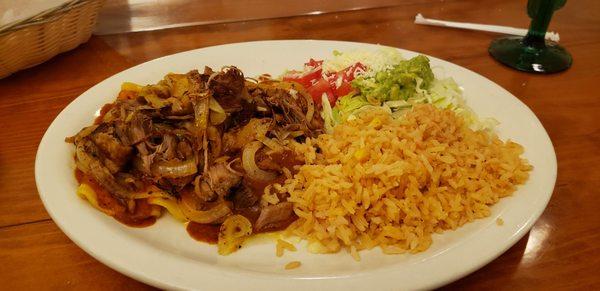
[66,66,323,242]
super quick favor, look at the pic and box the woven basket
[0,0,105,79]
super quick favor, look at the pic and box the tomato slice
[284,60,366,106]
[306,78,334,106]
[334,81,354,98]
[324,62,365,98]
[283,71,320,88]
[305,59,323,69]
[339,62,367,82]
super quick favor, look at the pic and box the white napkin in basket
[0,0,71,29]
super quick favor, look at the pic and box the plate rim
[35,39,557,290]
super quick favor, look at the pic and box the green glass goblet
[489,0,572,73]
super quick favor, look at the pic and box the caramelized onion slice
[209,97,227,125]
[193,93,210,130]
[259,137,283,152]
[301,89,315,122]
[151,159,197,178]
[178,190,231,224]
[148,196,187,221]
[242,141,278,181]
[218,215,252,255]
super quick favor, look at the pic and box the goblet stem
[523,1,555,48]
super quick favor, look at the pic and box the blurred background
[96,0,401,35]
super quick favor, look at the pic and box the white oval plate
[35,40,556,290]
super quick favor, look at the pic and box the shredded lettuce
[323,47,404,74]
[332,94,370,123]
[418,78,498,132]
[324,52,497,133]
[321,94,336,134]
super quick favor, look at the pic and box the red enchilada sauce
[75,169,156,227]
[186,150,302,244]
[75,149,303,242]
[186,222,220,244]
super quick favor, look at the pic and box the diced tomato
[305,59,323,69]
[283,60,367,107]
[306,78,334,105]
[327,92,337,105]
[323,62,365,98]
[334,81,354,98]
[338,62,367,82]
[283,75,314,88]
[283,62,323,89]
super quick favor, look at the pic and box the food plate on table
[35,40,556,290]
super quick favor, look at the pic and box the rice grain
[269,104,531,255]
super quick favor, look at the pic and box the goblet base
[489,36,572,73]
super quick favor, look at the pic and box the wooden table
[1,0,598,289]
